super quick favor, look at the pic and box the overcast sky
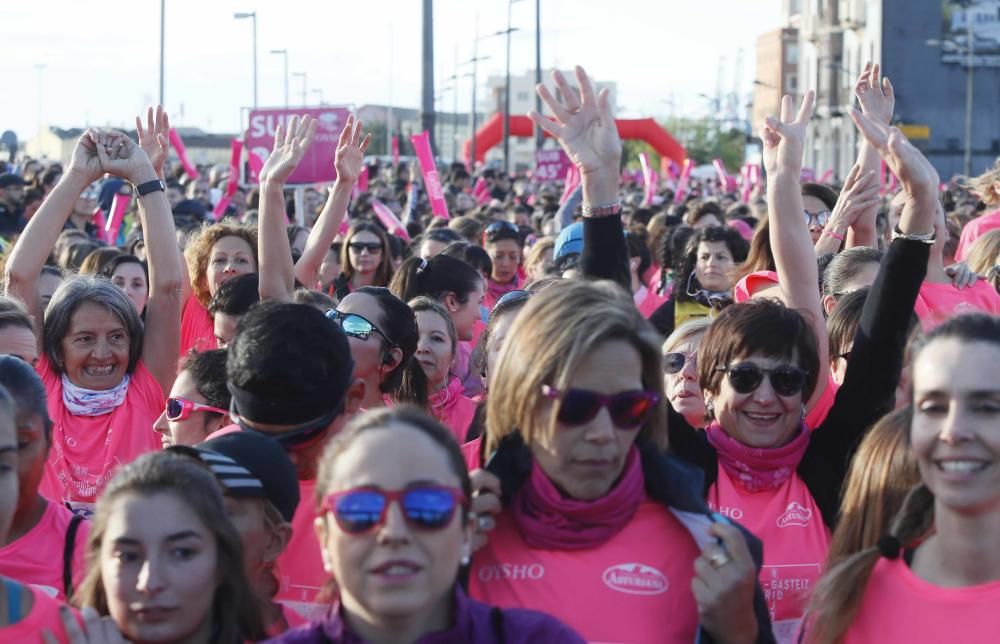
[3,0,782,142]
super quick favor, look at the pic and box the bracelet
[581,202,622,218]
[822,229,845,241]
[891,225,936,244]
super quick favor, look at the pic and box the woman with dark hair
[5,122,182,512]
[267,406,583,643]
[333,222,394,299]
[482,220,524,310]
[101,254,149,316]
[647,225,749,337]
[807,315,1000,643]
[152,349,230,448]
[75,450,266,642]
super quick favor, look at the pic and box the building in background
[751,26,800,132]
[484,69,617,171]
[754,0,1000,182]
[356,105,471,164]
[24,126,235,167]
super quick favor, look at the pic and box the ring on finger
[708,551,731,568]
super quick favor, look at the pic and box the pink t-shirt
[836,557,1000,644]
[709,469,830,644]
[430,378,477,444]
[0,584,78,643]
[0,502,90,600]
[461,436,483,472]
[955,208,1000,262]
[275,479,331,621]
[469,501,701,644]
[37,357,164,513]
[180,296,218,359]
[914,281,1000,330]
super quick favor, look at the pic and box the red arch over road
[462,113,686,169]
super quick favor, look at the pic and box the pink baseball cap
[733,270,779,304]
[728,218,754,241]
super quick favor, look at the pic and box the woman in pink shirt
[806,314,1000,644]
[482,221,524,310]
[4,124,182,513]
[409,297,476,443]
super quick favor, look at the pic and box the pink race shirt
[0,502,90,600]
[709,469,830,644]
[836,557,1000,644]
[275,479,331,621]
[37,357,164,513]
[914,281,1000,330]
[955,208,1000,262]
[0,585,78,643]
[469,501,701,644]
[180,296,218,359]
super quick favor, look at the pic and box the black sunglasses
[325,310,396,346]
[348,241,383,254]
[541,385,661,429]
[714,363,809,397]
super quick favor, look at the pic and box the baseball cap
[189,431,300,522]
[553,221,584,260]
[733,270,780,304]
[0,174,27,189]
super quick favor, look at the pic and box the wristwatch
[891,225,936,244]
[133,179,166,198]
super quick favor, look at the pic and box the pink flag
[639,153,655,205]
[740,164,753,204]
[473,177,491,205]
[339,219,350,235]
[104,192,131,244]
[674,159,693,203]
[213,138,245,220]
[391,136,400,168]
[168,129,200,181]
[92,206,108,238]
[410,130,450,220]
[818,169,834,184]
[713,159,736,192]
[247,151,264,182]
[371,199,411,242]
[358,166,369,192]
[560,165,581,205]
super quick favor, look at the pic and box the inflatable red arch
[462,113,687,170]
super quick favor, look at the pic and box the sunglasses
[714,363,809,397]
[166,397,228,421]
[804,209,831,227]
[324,485,467,534]
[325,310,396,345]
[484,220,520,242]
[348,241,383,254]
[541,385,661,429]
[662,351,697,374]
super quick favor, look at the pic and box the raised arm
[257,115,318,301]
[97,127,183,395]
[847,63,894,249]
[528,66,629,289]
[4,131,106,350]
[761,91,829,410]
[294,115,370,289]
[814,162,880,255]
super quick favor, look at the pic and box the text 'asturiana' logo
[776,501,812,528]
[602,563,668,595]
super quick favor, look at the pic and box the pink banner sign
[713,159,737,192]
[639,153,657,205]
[104,192,131,244]
[410,130,450,220]
[473,177,491,205]
[674,159,693,203]
[371,199,411,242]
[246,107,351,184]
[168,129,200,181]
[391,135,400,168]
[247,150,264,180]
[214,138,244,220]
[92,206,107,238]
[533,149,571,182]
[560,165,581,205]
[357,166,369,192]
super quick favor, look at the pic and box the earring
[705,400,714,414]
[800,405,807,421]
[461,554,471,566]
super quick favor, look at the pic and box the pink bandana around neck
[511,446,645,550]
[706,420,809,493]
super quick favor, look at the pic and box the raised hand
[136,105,171,178]
[92,130,157,185]
[66,128,107,183]
[259,114,318,185]
[850,108,938,201]
[528,66,621,176]
[761,91,815,176]
[334,114,372,184]
[855,62,894,126]
[831,163,881,227]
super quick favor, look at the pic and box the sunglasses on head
[348,241,383,254]
[484,220,520,242]
[714,362,809,397]
[324,485,467,534]
[541,385,661,429]
[166,397,228,421]
[803,209,830,227]
[325,310,396,345]
[662,351,697,375]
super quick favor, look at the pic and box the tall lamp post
[234,11,258,108]
[293,72,308,107]
[271,49,289,108]
[534,0,542,150]
[502,0,525,174]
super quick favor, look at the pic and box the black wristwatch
[133,179,166,198]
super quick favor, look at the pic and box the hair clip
[876,535,902,559]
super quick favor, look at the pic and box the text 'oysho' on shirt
[37,356,164,513]
[709,467,830,644]
[469,500,700,644]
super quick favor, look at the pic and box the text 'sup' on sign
[246,107,352,184]
[898,124,931,140]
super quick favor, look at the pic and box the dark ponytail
[356,287,428,409]
[388,254,482,304]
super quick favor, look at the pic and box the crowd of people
[0,60,996,643]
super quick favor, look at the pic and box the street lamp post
[234,12,258,108]
[271,49,289,108]
[534,0,542,150]
[293,72,308,107]
[503,0,525,175]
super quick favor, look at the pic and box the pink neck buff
[511,446,645,550]
[487,274,520,304]
[705,420,810,493]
